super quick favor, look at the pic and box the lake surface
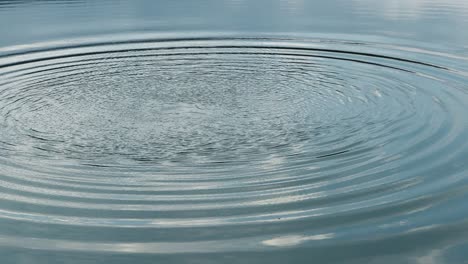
[1,0,468,263]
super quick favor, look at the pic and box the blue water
[1,1,468,263]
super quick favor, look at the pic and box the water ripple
[1,36,468,256]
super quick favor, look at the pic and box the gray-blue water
[1,1,468,263]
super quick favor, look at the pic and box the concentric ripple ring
[0,36,468,257]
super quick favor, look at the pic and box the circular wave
[0,36,468,257]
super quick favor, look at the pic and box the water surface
[1,1,468,263]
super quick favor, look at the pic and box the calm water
[1,1,468,263]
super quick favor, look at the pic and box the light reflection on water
[1,1,468,263]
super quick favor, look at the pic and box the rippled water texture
[1,1,468,264]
